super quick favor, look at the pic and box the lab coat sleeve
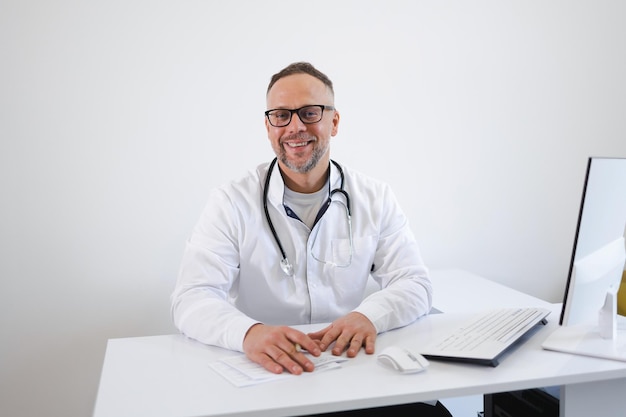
[170,188,258,352]
[352,184,433,333]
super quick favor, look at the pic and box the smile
[286,141,310,148]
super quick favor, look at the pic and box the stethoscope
[263,157,352,276]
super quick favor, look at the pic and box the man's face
[265,73,339,174]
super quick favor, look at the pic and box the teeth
[287,141,308,147]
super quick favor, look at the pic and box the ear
[331,109,340,137]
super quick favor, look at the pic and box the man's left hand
[307,312,376,357]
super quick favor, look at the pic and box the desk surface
[92,270,626,417]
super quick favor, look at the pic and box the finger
[250,352,285,375]
[318,326,342,352]
[292,350,316,372]
[346,336,364,358]
[363,334,376,354]
[307,324,333,342]
[345,332,376,357]
[332,332,351,356]
[270,346,305,375]
[306,325,330,340]
[310,339,324,349]
[282,341,316,372]
[291,336,321,357]
[275,337,319,373]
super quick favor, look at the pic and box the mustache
[280,133,317,142]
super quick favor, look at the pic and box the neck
[278,160,329,194]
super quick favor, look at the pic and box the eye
[300,106,322,121]
[272,110,290,120]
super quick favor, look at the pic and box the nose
[286,110,307,133]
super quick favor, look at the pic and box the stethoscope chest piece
[280,257,294,276]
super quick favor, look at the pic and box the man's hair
[267,62,334,97]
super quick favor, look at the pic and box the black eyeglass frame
[264,105,335,127]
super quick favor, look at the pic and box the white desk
[93,270,626,417]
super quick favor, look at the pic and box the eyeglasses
[265,105,335,127]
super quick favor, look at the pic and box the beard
[278,134,329,174]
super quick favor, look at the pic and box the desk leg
[560,377,626,417]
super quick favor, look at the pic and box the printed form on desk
[210,353,348,387]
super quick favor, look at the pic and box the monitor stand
[542,288,626,362]
[599,285,619,339]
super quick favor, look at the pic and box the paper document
[210,353,348,387]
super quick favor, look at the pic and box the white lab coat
[171,161,432,351]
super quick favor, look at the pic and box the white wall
[1,1,625,416]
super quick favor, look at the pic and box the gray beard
[279,142,329,174]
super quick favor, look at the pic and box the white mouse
[377,346,429,374]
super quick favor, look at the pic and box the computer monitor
[559,157,626,327]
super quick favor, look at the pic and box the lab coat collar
[263,158,342,209]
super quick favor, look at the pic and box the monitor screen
[559,157,626,326]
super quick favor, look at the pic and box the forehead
[266,73,333,108]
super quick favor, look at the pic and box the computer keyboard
[420,307,551,366]
[436,308,549,352]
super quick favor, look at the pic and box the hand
[242,324,322,375]
[307,312,377,358]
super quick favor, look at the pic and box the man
[172,63,448,415]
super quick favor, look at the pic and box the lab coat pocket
[330,235,377,299]
[331,235,376,273]
[330,238,352,268]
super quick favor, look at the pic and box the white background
[1,1,625,416]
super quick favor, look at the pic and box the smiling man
[171,62,449,416]
[265,68,337,185]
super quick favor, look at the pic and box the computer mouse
[377,346,429,374]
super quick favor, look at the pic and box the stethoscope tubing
[263,157,350,276]
[263,158,289,261]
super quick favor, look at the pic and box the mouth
[285,141,311,148]
[281,135,316,151]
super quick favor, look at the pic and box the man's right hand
[242,323,322,375]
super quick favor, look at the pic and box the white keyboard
[437,308,548,351]
[420,307,551,366]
